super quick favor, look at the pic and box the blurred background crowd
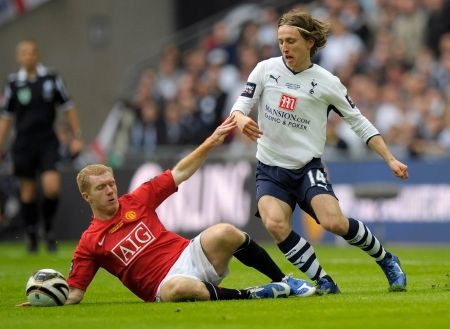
[1,0,450,165]
[92,0,450,167]
[1,0,450,243]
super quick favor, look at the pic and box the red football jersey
[67,170,190,302]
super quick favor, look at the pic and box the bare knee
[217,223,242,238]
[262,214,290,242]
[159,277,209,302]
[207,223,243,246]
[311,194,348,235]
[320,215,348,235]
[258,196,292,242]
[41,171,60,198]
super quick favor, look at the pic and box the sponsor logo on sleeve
[241,82,256,98]
[345,94,356,108]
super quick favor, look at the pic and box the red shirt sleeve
[128,170,177,209]
[67,234,99,291]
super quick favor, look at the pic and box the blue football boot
[315,276,341,295]
[377,253,407,292]
[247,282,290,299]
[282,275,316,297]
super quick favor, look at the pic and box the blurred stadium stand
[1,0,450,244]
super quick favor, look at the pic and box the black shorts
[255,159,337,223]
[12,138,60,179]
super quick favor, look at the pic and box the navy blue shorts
[255,159,337,223]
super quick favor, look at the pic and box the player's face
[278,25,313,72]
[85,172,119,219]
[16,41,39,72]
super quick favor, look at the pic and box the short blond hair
[278,9,329,58]
[76,164,113,194]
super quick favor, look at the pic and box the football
[25,268,69,306]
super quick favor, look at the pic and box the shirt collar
[17,63,47,82]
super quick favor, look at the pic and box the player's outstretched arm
[368,135,408,180]
[171,116,236,186]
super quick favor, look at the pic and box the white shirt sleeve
[230,61,265,116]
[326,76,379,143]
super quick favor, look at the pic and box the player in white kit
[231,8,407,293]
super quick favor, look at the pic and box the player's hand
[16,301,31,307]
[389,159,408,180]
[233,111,262,142]
[70,138,84,159]
[209,115,237,146]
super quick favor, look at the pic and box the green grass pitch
[0,241,449,329]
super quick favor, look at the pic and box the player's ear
[81,192,90,203]
[306,38,315,50]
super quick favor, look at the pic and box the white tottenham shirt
[231,57,379,169]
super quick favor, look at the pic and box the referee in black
[0,39,84,253]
